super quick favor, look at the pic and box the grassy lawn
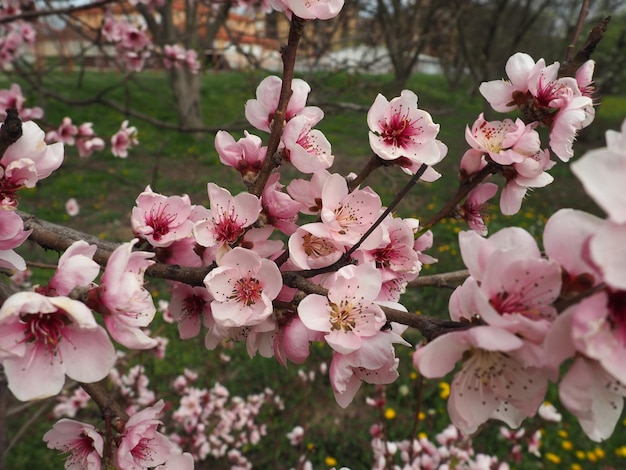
[5,69,626,468]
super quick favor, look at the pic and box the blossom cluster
[415,118,626,442]
[460,52,595,216]
[50,357,284,469]
[1,0,625,468]
[0,5,35,69]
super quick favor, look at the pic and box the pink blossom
[557,356,626,441]
[169,283,213,339]
[0,120,63,207]
[0,83,43,121]
[499,148,555,216]
[367,90,446,174]
[214,130,267,179]
[245,75,320,132]
[49,240,100,296]
[286,169,331,215]
[465,113,540,166]
[156,452,195,470]
[479,52,595,161]
[319,173,384,247]
[571,119,626,288]
[261,173,300,235]
[415,325,548,434]
[0,209,30,271]
[455,227,561,342]
[459,225,542,283]
[0,292,116,401]
[543,208,602,293]
[273,315,323,366]
[298,263,386,354]
[459,182,498,235]
[193,183,261,260]
[111,120,138,158]
[282,113,334,173]
[76,124,105,158]
[329,322,409,407]
[288,224,344,270]
[571,118,626,224]
[46,117,78,145]
[131,186,194,248]
[43,419,104,470]
[204,247,282,328]
[65,198,80,216]
[270,0,344,20]
[116,400,173,469]
[96,239,158,349]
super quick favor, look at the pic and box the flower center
[381,112,420,149]
[214,210,244,244]
[181,294,206,321]
[608,290,626,344]
[302,233,336,258]
[329,300,357,332]
[21,312,69,355]
[231,278,263,306]
[145,204,176,241]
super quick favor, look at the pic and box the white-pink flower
[367,90,446,174]
[204,247,282,328]
[282,112,334,173]
[131,185,194,248]
[298,263,387,354]
[415,325,549,435]
[116,400,173,469]
[571,119,626,289]
[479,52,595,162]
[0,292,116,401]
[465,113,540,166]
[49,240,100,297]
[65,198,80,216]
[270,0,344,20]
[97,239,157,349]
[459,182,498,235]
[111,120,138,158]
[319,173,384,247]
[43,419,104,470]
[193,183,261,261]
[245,75,320,132]
[330,322,409,407]
[0,209,31,271]
[0,120,64,208]
[214,130,267,178]
[169,282,213,340]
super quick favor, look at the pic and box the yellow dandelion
[594,447,605,458]
[558,429,568,438]
[545,452,561,464]
[418,411,426,421]
[615,446,626,457]
[325,456,337,466]
[439,382,450,400]
[410,372,417,380]
[562,441,573,451]
[384,408,396,420]
[307,442,314,451]
[575,450,586,460]
[570,464,582,470]
[418,432,428,440]
[586,451,597,462]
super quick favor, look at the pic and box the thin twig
[250,15,306,196]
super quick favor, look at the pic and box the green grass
[5,69,626,469]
